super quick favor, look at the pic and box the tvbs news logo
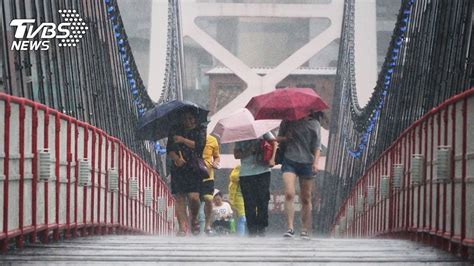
[10,9,88,51]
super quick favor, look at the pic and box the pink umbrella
[211,109,281,144]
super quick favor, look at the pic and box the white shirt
[212,202,233,221]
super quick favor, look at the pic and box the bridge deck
[0,235,467,265]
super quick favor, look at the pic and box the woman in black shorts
[167,109,207,236]
[277,111,322,240]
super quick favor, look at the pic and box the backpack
[257,139,274,165]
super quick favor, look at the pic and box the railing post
[462,96,474,255]
[411,153,424,235]
[30,105,38,244]
[1,98,10,253]
[65,118,72,240]
[73,121,79,238]
[53,112,61,242]
[17,102,26,248]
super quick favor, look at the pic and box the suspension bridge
[0,0,473,264]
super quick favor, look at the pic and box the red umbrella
[245,88,329,120]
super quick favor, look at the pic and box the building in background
[182,11,338,109]
[206,66,336,115]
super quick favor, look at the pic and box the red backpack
[258,139,274,165]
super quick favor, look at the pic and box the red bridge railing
[0,93,175,253]
[332,88,474,258]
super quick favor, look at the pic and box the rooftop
[206,66,337,76]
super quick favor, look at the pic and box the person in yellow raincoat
[199,134,220,235]
[228,165,246,235]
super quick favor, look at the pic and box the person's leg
[198,202,205,233]
[237,215,247,236]
[174,193,188,233]
[235,187,247,236]
[299,177,314,234]
[256,172,271,235]
[283,172,297,232]
[201,181,214,232]
[203,196,213,231]
[187,192,201,234]
[239,175,258,236]
[185,172,205,234]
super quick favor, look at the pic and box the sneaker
[176,231,186,237]
[205,229,216,236]
[257,228,266,237]
[283,229,295,238]
[300,231,310,240]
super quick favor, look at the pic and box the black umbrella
[136,100,209,140]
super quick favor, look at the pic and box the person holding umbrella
[166,109,208,236]
[277,111,322,240]
[136,100,210,236]
[210,108,280,237]
[245,88,328,240]
[234,132,276,237]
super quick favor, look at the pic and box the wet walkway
[0,235,467,265]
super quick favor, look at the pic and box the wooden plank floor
[0,235,468,265]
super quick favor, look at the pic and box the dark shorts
[200,180,214,199]
[281,158,314,179]
[171,167,201,194]
[212,219,231,229]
